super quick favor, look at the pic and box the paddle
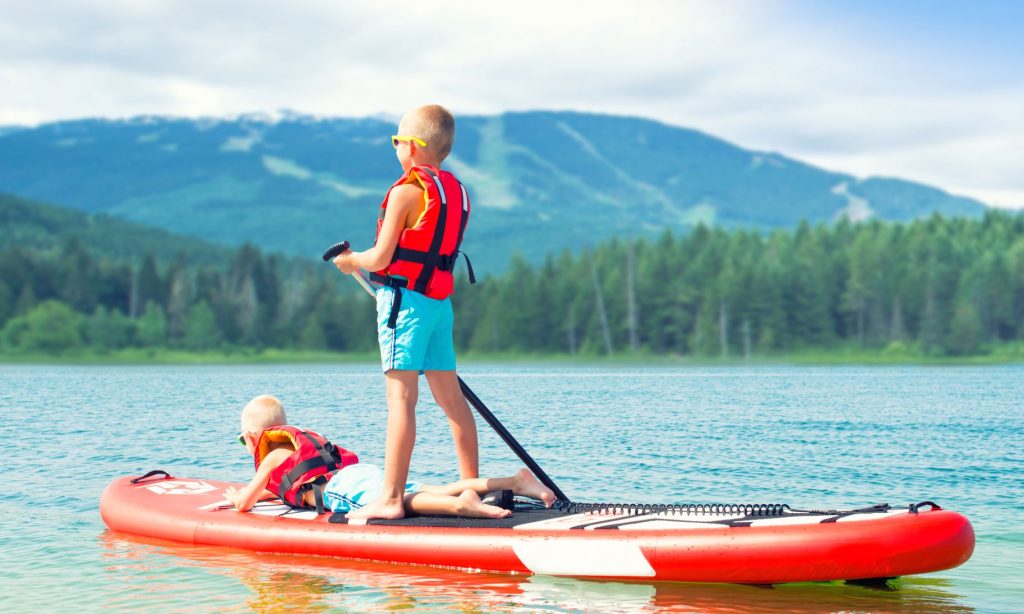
[323,241,569,502]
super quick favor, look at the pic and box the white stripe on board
[513,512,742,532]
[513,539,655,577]
[512,514,634,531]
[198,498,232,511]
[835,510,908,523]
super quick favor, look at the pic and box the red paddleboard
[100,471,974,584]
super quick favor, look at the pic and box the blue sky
[0,0,1020,207]
[802,1,1022,84]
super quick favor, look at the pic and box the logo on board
[145,480,216,495]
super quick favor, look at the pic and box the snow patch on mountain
[832,181,873,222]
[262,155,312,180]
[221,129,263,152]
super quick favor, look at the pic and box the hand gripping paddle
[321,241,351,261]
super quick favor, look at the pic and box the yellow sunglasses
[392,135,427,148]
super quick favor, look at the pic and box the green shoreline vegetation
[3,344,1024,366]
[4,191,1024,364]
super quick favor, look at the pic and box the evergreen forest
[3,199,1023,360]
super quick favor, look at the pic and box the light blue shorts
[376,285,457,373]
[322,463,422,513]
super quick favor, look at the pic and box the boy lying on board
[223,395,555,519]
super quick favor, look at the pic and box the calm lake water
[1,364,1021,612]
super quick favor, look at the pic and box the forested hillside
[451,211,1024,358]
[3,191,1021,358]
[1,193,230,265]
[0,195,371,355]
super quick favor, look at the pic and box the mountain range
[0,111,986,272]
[0,192,231,267]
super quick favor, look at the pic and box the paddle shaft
[347,269,569,502]
[456,376,569,502]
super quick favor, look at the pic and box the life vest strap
[297,475,330,514]
[369,273,408,329]
[313,482,326,514]
[460,252,477,284]
[391,246,430,264]
[277,431,342,509]
[392,247,475,283]
[299,430,339,469]
[456,182,469,250]
[279,457,332,505]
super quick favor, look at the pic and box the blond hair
[240,394,287,432]
[401,104,455,162]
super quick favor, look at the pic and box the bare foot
[456,490,512,519]
[345,496,405,522]
[513,468,556,507]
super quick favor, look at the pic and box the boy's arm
[226,447,293,512]
[334,184,422,274]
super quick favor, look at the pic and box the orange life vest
[253,425,359,513]
[371,165,474,318]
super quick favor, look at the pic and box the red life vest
[253,425,359,513]
[372,165,474,300]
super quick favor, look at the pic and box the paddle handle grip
[323,241,377,296]
[322,240,351,261]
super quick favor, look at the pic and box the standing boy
[333,104,478,520]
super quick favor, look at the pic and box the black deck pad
[326,502,893,529]
[328,505,567,528]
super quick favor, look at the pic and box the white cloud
[0,0,1021,207]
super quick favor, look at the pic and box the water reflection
[100,532,972,613]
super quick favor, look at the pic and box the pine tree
[184,301,221,351]
[135,254,162,318]
[136,302,168,347]
[85,306,135,350]
[165,259,192,342]
[59,238,98,313]
[0,280,12,328]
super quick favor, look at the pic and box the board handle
[909,500,942,513]
[130,469,174,484]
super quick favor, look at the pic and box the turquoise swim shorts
[322,463,422,513]
[376,285,457,373]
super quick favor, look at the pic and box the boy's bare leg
[347,369,419,520]
[403,490,511,519]
[419,468,555,507]
[424,369,479,479]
